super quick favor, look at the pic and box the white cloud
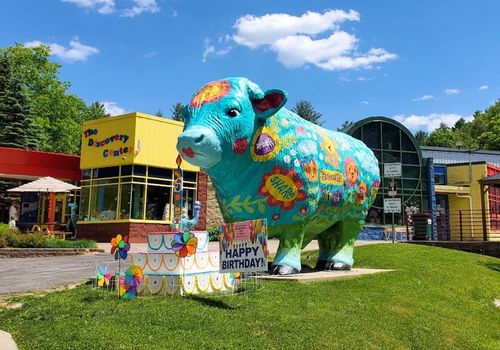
[202,39,232,63]
[102,101,126,116]
[143,51,157,58]
[25,39,98,62]
[412,95,434,102]
[62,0,115,14]
[121,0,159,18]
[230,10,396,71]
[394,113,471,132]
[359,100,369,105]
[444,88,460,95]
[479,85,489,91]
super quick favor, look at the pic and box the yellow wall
[80,112,198,172]
[447,163,490,241]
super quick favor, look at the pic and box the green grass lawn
[0,244,499,350]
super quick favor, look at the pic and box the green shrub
[207,226,221,241]
[44,239,98,249]
[17,234,47,248]
[0,235,7,248]
[0,230,21,247]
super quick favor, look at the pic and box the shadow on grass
[187,295,234,310]
[481,261,500,272]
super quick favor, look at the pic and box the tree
[292,100,323,126]
[0,53,37,149]
[170,102,184,121]
[414,130,428,145]
[337,120,353,132]
[0,44,94,154]
[85,101,110,120]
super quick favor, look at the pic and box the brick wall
[196,170,208,230]
[205,176,224,229]
[77,222,172,243]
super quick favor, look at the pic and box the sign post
[384,196,401,243]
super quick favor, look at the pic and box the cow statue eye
[226,108,240,117]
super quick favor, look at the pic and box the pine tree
[0,54,36,149]
[292,100,323,126]
[170,102,184,121]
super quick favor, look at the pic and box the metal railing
[404,209,500,241]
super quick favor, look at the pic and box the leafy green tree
[0,44,95,154]
[0,53,37,149]
[170,102,184,121]
[292,100,323,126]
[471,100,500,150]
[425,123,458,148]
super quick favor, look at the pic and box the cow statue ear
[247,81,287,120]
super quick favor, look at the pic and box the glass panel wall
[78,165,198,222]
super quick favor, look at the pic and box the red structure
[0,147,81,181]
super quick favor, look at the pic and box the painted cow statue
[177,77,380,274]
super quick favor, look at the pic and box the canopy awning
[479,173,500,185]
[7,176,80,193]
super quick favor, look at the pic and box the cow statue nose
[176,126,222,168]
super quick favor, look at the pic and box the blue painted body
[177,77,380,273]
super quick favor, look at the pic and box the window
[93,166,119,178]
[489,184,500,230]
[89,185,118,221]
[79,187,90,220]
[146,185,171,220]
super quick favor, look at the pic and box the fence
[404,209,500,241]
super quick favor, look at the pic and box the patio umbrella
[7,176,80,193]
[7,177,80,231]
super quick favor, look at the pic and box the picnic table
[28,224,66,240]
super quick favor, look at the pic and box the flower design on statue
[258,166,306,211]
[371,179,380,199]
[344,157,359,186]
[251,126,280,162]
[111,234,130,260]
[320,134,340,168]
[118,265,144,299]
[356,182,368,204]
[96,264,112,287]
[303,159,318,182]
[190,80,230,108]
[171,231,198,258]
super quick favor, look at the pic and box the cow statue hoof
[324,261,351,271]
[272,265,300,275]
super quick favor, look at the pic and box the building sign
[384,198,401,213]
[384,163,402,178]
[83,128,131,159]
[219,219,268,273]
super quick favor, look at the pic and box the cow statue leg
[315,219,364,270]
[271,229,304,275]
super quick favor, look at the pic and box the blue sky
[1,0,499,133]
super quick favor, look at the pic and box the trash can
[412,214,432,240]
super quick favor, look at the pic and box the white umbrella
[7,176,80,193]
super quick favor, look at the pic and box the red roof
[0,147,81,181]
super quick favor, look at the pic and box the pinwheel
[230,272,241,288]
[118,265,144,299]
[171,231,198,258]
[111,234,130,260]
[95,264,112,287]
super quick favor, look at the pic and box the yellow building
[77,112,205,242]
[436,162,500,241]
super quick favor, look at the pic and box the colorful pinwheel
[118,265,144,299]
[111,234,130,260]
[171,231,198,258]
[95,264,112,287]
[230,272,241,287]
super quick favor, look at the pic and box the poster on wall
[219,219,268,273]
